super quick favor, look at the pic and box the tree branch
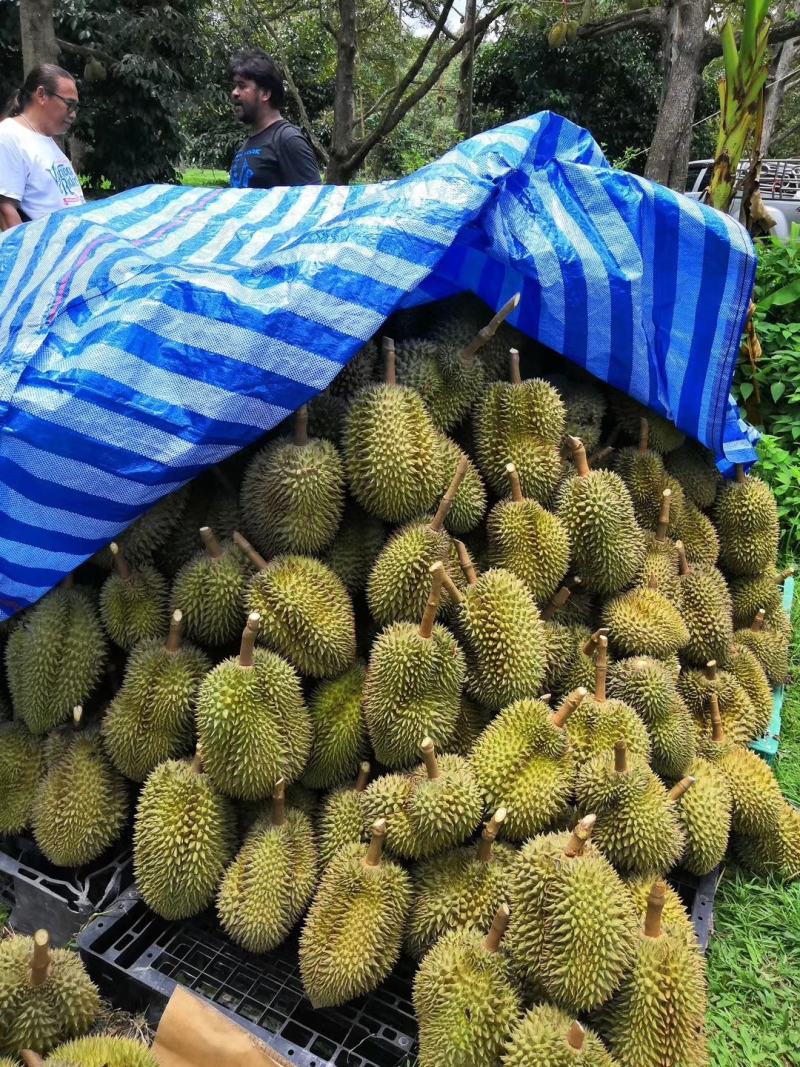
[263,19,329,165]
[55,37,115,65]
[703,16,800,64]
[576,6,665,44]
[405,0,459,40]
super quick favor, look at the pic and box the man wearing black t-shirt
[229,49,321,190]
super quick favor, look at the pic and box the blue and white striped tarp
[0,111,758,620]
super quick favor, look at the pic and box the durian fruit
[733,608,790,687]
[133,750,236,919]
[366,457,469,626]
[244,551,356,678]
[640,490,682,607]
[43,1035,158,1066]
[542,600,598,698]
[323,503,385,594]
[724,640,773,739]
[674,751,733,876]
[475,348,565,502]
[307,339,378,441]
[299,819,412,1007]
[32,707,128,867]
[0,930,100,1056]
[171,527,251,649]
[506,815,638,1012]
[502,1005,618,1067]
[469,689,586,840]
[0,721,43,834]
[405,808,516,959]
[111,485,190,566]
[549,573,595,627]
[610,393,686,454]
[343,337,444,522]
[729,566,792,631]
[239,405,345,557]
[414,905,522,1067]
[434,435,487,534]
[363,564,464,766]
[678,660,760,747]
[318,761,371,866]
[715,465,779,577]
[301,662,368,789]
[101,611,210,782]
[449,694,493,756]
[363,739,484,860]
[156,467,239,577]
[596,882,709,1067]
[487,462,570,604]
[217,779,318,953]
[614,419,676,530]
[557,437,645,595]
[665,439,722,509]
[98,543,168,651]
[674,498,720,567]
[560,379,607,454]
[602,581,688,660]
[6,586,106,735]
[623,876,696,946]
[196,614,312,799]
[674,540,733,666]
[575,742,688,875]
[440,550,546,711]
[733,800,800,882]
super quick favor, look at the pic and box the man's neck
[250,111,282,138]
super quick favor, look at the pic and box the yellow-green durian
[674,498,720,567]
[0,721,43,834]
[395,333,486,432]
[502,1005,618,1067]
[724,640,773,738]
[99,543,168,651]
[323,503,385,594]
[435,434,487,534]
[45,1036,158,1066]
[733,800,800,882]
[729,567,789,630]
[602,585,689,660]
[674,756,732,875]
[733,609,790,687]
[665,439,722,509]
[317,762,371,866]
[307,340,378,441]
[678,660,760,747]
[171,528,252,649]
[301,663,368,789]
[674,543,733,666]
[715,468,779,577]
[610,393,686,453]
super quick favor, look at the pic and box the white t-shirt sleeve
[0,133,26,203]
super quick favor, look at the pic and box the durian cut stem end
[438,566,465,605]
[481,903,510,953]
[752,609,766,632]
[72,705,83,730]
[239,612,261,667]
[568,436,590,477]
[582,626,609,657]
[704,660,718,682]
[420,564,444,639]
[551,687,587,728]
[656,488,672,542]
[675,539,690,576]
[594,636,608,702]
[668,776,696,802]
[420,737,440,779]
[165,609,183,652]
[21,1053,45,1067]
[293,404,309,446]
[190,746,204,774]
[509,347,522,385]
[232,530,269,571]
[541,584,571,622]
[644,881,667,938]
[31,929,51,987]
[639,417,650,453]
[110,541,130,581]
[566,1022,586,1052]
[364,819,387,867]
[564,814,596,858]
[200,526,223,559]
[735,463,746,483]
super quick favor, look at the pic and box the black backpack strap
[273,119,317,184]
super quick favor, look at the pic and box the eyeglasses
[48,92,80,114]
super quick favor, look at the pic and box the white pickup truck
[685,159,800,237]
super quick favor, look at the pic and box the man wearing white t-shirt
[0,63,85,231]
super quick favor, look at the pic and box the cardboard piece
[151,984,293,1067]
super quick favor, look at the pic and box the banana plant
[706,0,772,214]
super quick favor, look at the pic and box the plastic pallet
[749,575,794,767]
[668,865,723,954]
[0,835,133,946]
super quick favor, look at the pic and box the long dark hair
[2,63,74,120]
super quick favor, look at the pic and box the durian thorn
[190,745,204,774]
[709,692,726,742]
[704,660,718,682]
[232,530,269,571]
[109,541,130,581]
[541,584,571,621]
[30,929,51,987]
[655,488,672,543]
[454,540,478,585]
[675,539,690,576]
[668,776,696,802]
[614,740,629,774]
[239,612,261,667]
[382,336,396,385]
[355,761,371,792]
[482,903,511,953]
[589,444,614,466]
[59,571,75,590]
[568,436,590,477]
[165,609,183,652]
[271,778,286,826]
[644,881,667,938]
[477,807,507,861]
[735,463,746,483]
[437,565,465,605]
[20,1053,45,1067]
[293,404,309,446]
[458,291,520,367]
[582,626,609,657]
[200,526,223,560]
[508,347,522,385]
[364,818,387,867]
[777,566,796,582]
[551,687,587,729]
[752,609,766,633]
[638,417,650,453]
[505,462,524,504]
[72,705,83,731]
[565,1021,586,1052]
[429,454,469,533]
[540,693,552,703]
[564,814,596,857]
[420,736,440,779]
[594,636,608,702]
[420,563,444,639]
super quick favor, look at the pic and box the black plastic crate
[0,834,133,946]
[77,889,417,1067]
[668,864,723,953]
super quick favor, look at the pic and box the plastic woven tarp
[0,111,758,620]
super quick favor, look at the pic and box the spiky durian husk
[469,698,574,840]
[435,435,487,534]
[405,840,517,959]
[0,934,101,1055]
[413,926,522,1067]
[613,447,669,524]
[299,841,411,1007]
[448,696,493,756]
[675,500,720,567]
[724,642,773,738]
[171,543,251,649]
[503,1004,617,1067]
[343,382,443,522]
[678,562,733,666]
[603,587,689,659]
[133,758,236,919]
[44,1036,158,1067]
[675,757,732,875]
[733,625,790,687]
[715,474,779,576]
[0,722,43,834]
[318,786,367,866]
[560,382,607,454]
[6,588,106,735]
[111,486,190,566]
[733,801,800,882]
[196,648,311,800]
[101,637,210,782]
[728,570,785,631]
[156,473,239,577]
[323,503,385,594]
[641,538,682,607]
[99,565,168,651]
[665,440,722,509]
[647,697,697,780]
[715,745,784,838]
[506,831,638,1012]
[301,663,368,789]
[396,337,487,431]
[610,394,686,454]
[607,657,676,725]
[566,696,651,767]
[366,521,456,626]
[307,341,379,440]
[487,496,570,605]
[677,668,760,747]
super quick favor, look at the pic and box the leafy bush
[754,435,800,555]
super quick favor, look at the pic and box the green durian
[602,584,689,660]
[560,380,607,454]
[733,609,790,687]
[665,439,722,509]
[112,485,190,566]
[98,543,168,651]
[196,614,312,800]
[133,753,236,919]
[435,435,487,534]
[623,876,696,945]
[674,756,732,875]
[610,393,686,453]
[715,468,780,577]
[733,800,800,882]
[674,543,733,666]
[448,695,493,756]
[171,527,253,650]
[678,660,760,747]
[101,611,210,782]
[155,469,239,577]
[395,334,485,432]
[503,1005,618,1066]
[44,1036,158,1067]
[639,492,682,605]
[613,420,673,527]
[729,567,790,630]
[674,498,720,567]
[317,762,371,866]
[301,663,368,789]
[307,340,378,441]
[323,503,385,594]
[724,640,773,738]
[299,821,412,1007]
[0,721,43,834]
[414,907,522,1067]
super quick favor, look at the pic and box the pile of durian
[0,291,797,1067]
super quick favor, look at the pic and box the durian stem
[551,687,587,728]
[271,778,286,826]
[383,336,396,385]
[751,609,766,633]
[239,612,261,667]
[200,526,223,559]
[232,530,269,571]
[481,903,511,953]
[420,564,444,639]
[109,542,130,581]
[72,705,83,731]
[777,566,796,582]
[709,693,726,742]
[675,539,690,576]
[293,404,309,446]
[420,737,440,779]
[509,348,522,385]
[589,445,614,466]
[541,585,571,622]
[429,455,469,533]
[644,881,666,938]
[568,437,590,477]
[190,746,204,774]
[458,292,520,367]
[704,660,718,682]
[438,567,465,605]
[454,540,478,585]
[594,636,608,702]
[364,819,387,867]
[165,609,183,652]
[30,929,51,987]
[20,1053,45,1067]
[582,626,609,657]
[565,1022,586,1052]
[477,808,507,861]
[564,815,596,858]
[655,489,672,543]
[668,776,696,802]
[735,463,746,484]
[505,462,524,504]
[355,761,371,792]
[614,740,629,774]
[639,417,650,453]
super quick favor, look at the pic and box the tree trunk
[645,0,712,191]
[760,37,798,156]
[456,0,477,136]
[325,0,358,184]
[19,0,60,73]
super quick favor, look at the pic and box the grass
[181,167,229,188]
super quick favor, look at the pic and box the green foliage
[753,436,800,559]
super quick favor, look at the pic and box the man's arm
[0,196,24,231]
[0,136,27,230]
[281,129,323,186]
